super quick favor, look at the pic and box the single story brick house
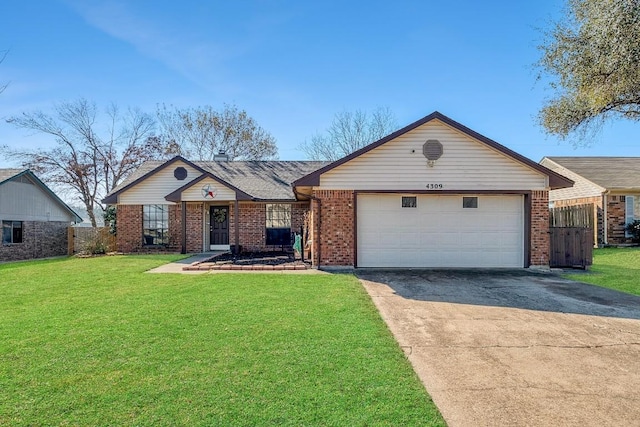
[104,112,573,268]
[0,169,81,262]
[540,157,640,245]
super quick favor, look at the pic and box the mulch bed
[183,251,309,271]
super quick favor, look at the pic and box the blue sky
[1,0,638,169]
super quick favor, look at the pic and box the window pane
[266,204,291,228]
[402,197,417,208]
[12,221,22,243]
[463,197,478,208]
[2,222,11,244]
[143,205,169,245]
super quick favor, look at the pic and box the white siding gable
[0,179,75,222]
[181,177,236,201]
[119,161,202,205]
[319,120,547,191]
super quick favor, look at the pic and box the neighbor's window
[2,221,23,244]
[463,197,478,208]
[143,205,169,246]
[625,195,640,237]
[266,204,291,245]
[402,196,417,208]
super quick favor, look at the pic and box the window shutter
[626,195,635,238]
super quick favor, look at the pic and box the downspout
[603,190,609,245]
[293,188,321,268]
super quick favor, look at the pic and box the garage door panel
[357,194,524,268]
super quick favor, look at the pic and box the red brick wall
[606,196,630,244]
[235,203,265,252]
[169,204,182,250]
[230,202,310,252]
[530,190,550,267]
[0,221,69,261]
[117,203,201,253]
[310,198,319,266]
[313,190,355,267]
[118,201,310,254]
[291,203,308,235]
[186,203,204,252]
[116,205,142,252]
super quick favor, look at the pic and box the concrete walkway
[146,253,215,274]
[357,269,640,427]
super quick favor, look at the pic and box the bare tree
[300,107,398,161]
[2,99,169,226]
[0,50,9,94]
[157,104,278,161]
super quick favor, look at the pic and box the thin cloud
[64,0,239,94]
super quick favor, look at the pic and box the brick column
[168,204,182,250]
[310,198,319,267]
[185,203,204,253]
[606,196,630,244]
[530,190,550,267]
[116,205,142,253]
[313,190,355,267]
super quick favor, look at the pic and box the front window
[2,221,23,244]
[625,195,640,237]
[266,204,291,245]
[143,205,169,246]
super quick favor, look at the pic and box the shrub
[625,220,640,243]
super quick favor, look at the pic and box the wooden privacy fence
[549,204,594,228]
[549,204,594,268]
[68,226,116,255]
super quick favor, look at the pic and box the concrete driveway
[357,270,640,427]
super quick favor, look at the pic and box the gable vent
[174,167,188,180]
[423,140,443,160]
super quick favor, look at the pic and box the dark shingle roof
[545,157,640,189]
[108,158,330,201]
[198,161,329,199]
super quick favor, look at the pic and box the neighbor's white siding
[119,161,201,205]
[180,177,236,201]
[0,179,75,222]
[319,120,547,191]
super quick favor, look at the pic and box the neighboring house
[540,157,640,245]
[0,169,82,261]
[104,111,573,268]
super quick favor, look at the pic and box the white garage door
[357,194,524,268]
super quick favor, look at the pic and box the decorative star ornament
[201,184,217,199]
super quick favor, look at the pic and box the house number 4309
[426,183,443,189]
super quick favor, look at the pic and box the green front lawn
[0,256,444,426]
[565,247,640,296]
